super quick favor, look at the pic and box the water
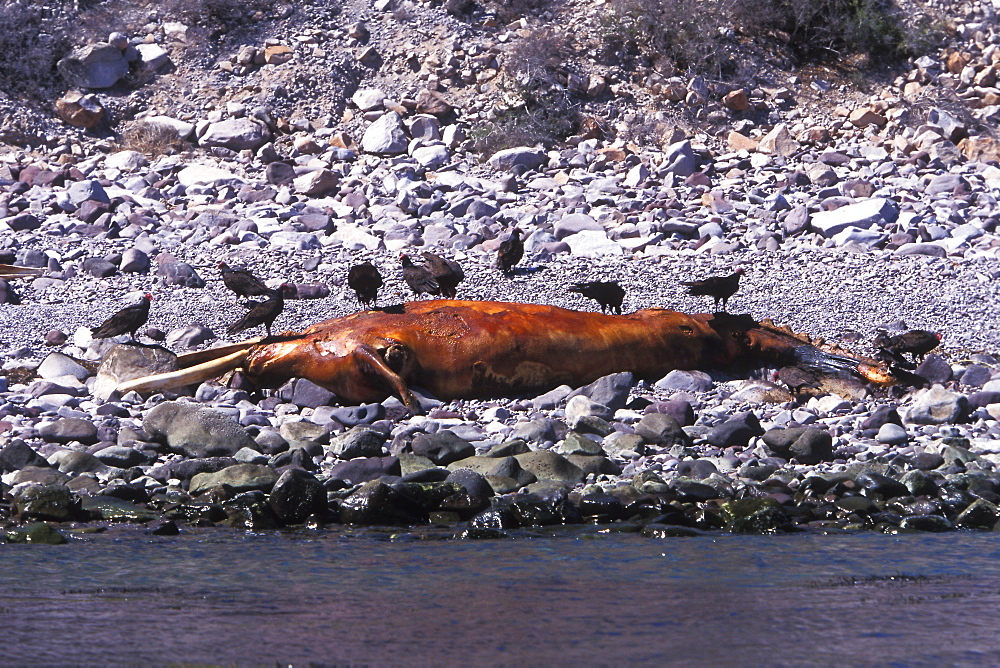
[3,526,1000,666]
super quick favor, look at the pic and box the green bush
[602,0,929,78]
[472,28,580,154]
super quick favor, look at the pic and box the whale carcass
[116,299,894,410]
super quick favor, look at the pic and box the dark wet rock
[339,480,428,525]
[861,405,902,431]
[574,371,633,410]
[448,455,537,487]
[910,451,946,471]
[8,467,71,486]
[0,438,49,472]
[49,450,105,474]
[410,429,476,465]
[644,399,695,427]
[514,451,585,485]
[739,463,779,482]
[510,487,581,526]
[329,456,401,484]
[13,483,79,521]
[955,498,999,529]
[835,496,878,515]
[856,471,910,500]
[254,428,289,455]
[706,412,764,448]
[5,522,67,544]
[671,479,721,502]
[94,445,154,468]
[468,498,522,530]
[39,417,99,445]
[81,496,160,523]
[189,463,279,495]
[566,454,621,477]
[445,469,495,499]
[675,459,719,480]
[224,490,281,530]
[148,520,180,536]
[391,481,465,512]
[721,498,790,534]
[641,524,706,538]
[328,426,387,459]
[634,413,693,447]
[900,469,939,497]
[268,468,327,525]
[144,401,259,458]
[915,355,952,384]
[482,438,532,457]
[762,427,834,465]
[899,514,953,532]
[573,491,628,521]
[270,447,319,471]
[148,457,238,483]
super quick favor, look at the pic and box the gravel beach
[3,0,1000,540]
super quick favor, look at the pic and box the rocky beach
[2,0,1000,542]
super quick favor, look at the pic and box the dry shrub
[118,121,185,156]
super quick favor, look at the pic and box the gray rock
[410,430,475,465]
[634,413,693,447]
[488,146,547,171]
[156,261,206,288]
[532,384,573,410]
[447,455,537,487]
[166,324,215,349]
[48,449,106,474]
[120,248,150,273]
[39,418,99,444]
[93,344,178,400]
[655,369,713,392]
[200,118,272,151]
[706,412,764,448]
[575,372,633,410]
[810,198,899,237]
[565,394,613,428]
[915,355,952,384]
[189,463,279,495]
[94,445,152,468]
[876,423,908,445]
[0,439,49,472]
[904,387,969,425]
[959,365,992,388]
[279,421,330,446]
[894,243,948,258]
[762,427,834,464]
[37,352,90,381]
[514,451,585,484]
[361,111,408,154]
[557,431,605,456]
[58,43,129,88]
[554,213,604,239]
[144,401,260,458]
[329,456,401,483]
[329,426,387,459]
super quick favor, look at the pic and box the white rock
[177,165,246,187]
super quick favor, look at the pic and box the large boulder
[58,43,128,89]
[199,118,272,151]
[144,401,260,458]
[93,344,178,400]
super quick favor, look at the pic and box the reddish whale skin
[239,300,891,409]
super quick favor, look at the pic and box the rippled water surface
[3,527,1000,665]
